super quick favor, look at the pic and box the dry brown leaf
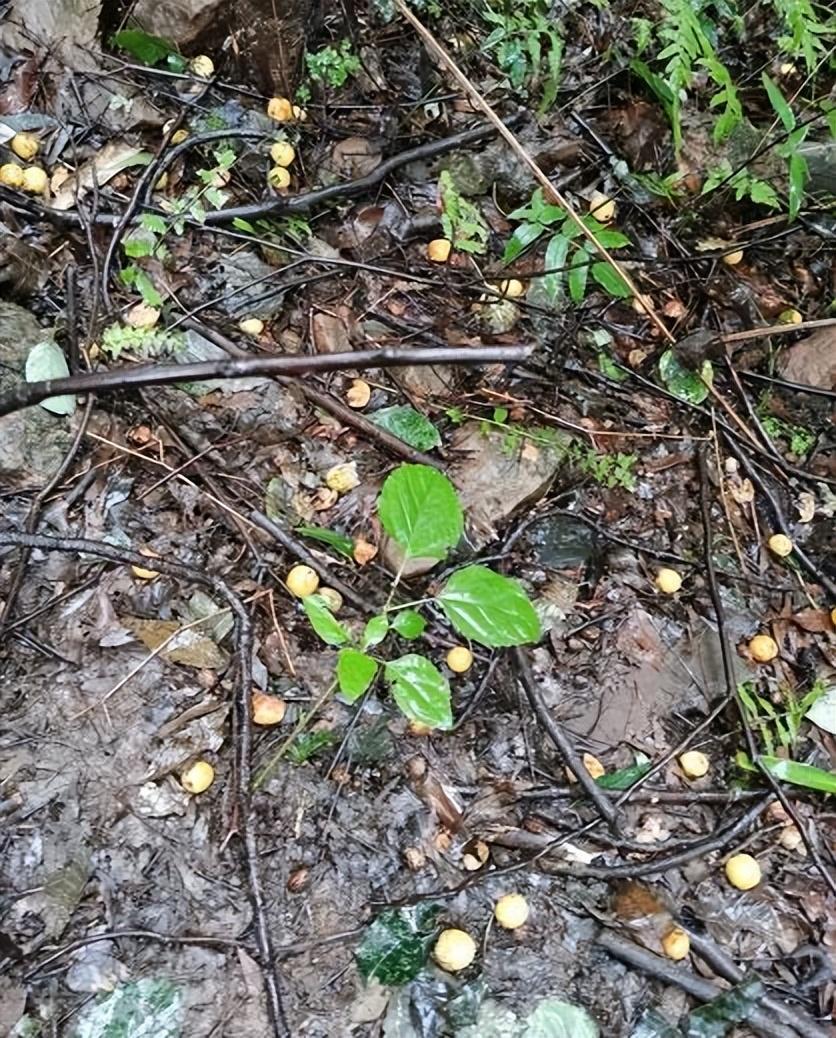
[353,536,378,565]
[50,141,151,210]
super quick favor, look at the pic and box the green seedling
[305,40,361,88]
[482,0,563,112]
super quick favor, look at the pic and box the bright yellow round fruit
[267,96,294,122]
[446,646,473,673]
[11,133,38,161]
[723,249,744,266]
[749,634,778,662]
[725,853,761,890]
[21,166,48,194]
[495,892,529,929]
[767,533,793,557]
[171,129,189,145]
[662,927,690,960]
[239,317,264,337]
[270,141,295,167]
[0,162,23,188]
[252,691,287,726]
[588,190,616,223]
[678,750,709,779]
[318,587,344,613]
[778,308,802,325]
[189,54,215,78]
[433,929,476,972]
[181,760,215,794]
[286,564,319,598]
[268,165,291,190]
[427,238,452,263]
[498,278,525,299]
[655,568,682,594]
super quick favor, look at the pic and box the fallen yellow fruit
[170,129,189,145]
[268,166,291,190]
[588,190,616,223]
[725,852,761,890]
[345,378,371,409]
[749,634,778,662]
[446,646,473,673]
[655,568,682,594]
[252,691,287,726]
[498,278,525,299]
[325,461,359,494]
[239,317,264,337]
[318,587,343,613]
[131,565,160,581]
[495,892,529,929]
[189,54,215,78]
[567,752,605,783]
[181,760,215,794]
[10,133,38,161]
[286,564,319,598]
[662,926,690,960]
[723,248,744,266]
[678,750,709,779]
[427,238,452,263]
[292,104,308,122]
[21,166,48,194]
[270,141,295,167]
[433,928,476,971]
[778,308,802,325]
[267,96,294,122]
[767,533,793,557]
[0,162,24,188]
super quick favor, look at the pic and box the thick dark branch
[0,345,531,418]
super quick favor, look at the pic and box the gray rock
[0,303,74,487]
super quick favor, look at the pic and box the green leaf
[569,246,591,303]
[296,524,354,558]
[503,221,545,263]
[302,594,349,646]
[598,352,628,382]
[355,904,440,984]
[596,760,651,790]
[337,649,378,703]
[437,565,541,647]
[748,179,780,208]
[522,998,599,1038]
[542,232,570,305]
[385,654,453,729]
[590,263,632,298]
[378,464,463,561]
[788,152,807,222]
[24,340,76,416]
[758,755,836,794]
[762,74,795,132]
[391,609,426,639]
[287,730,338,764]
[73,978,181,1038]
[686,978,763,1037]
[658,349,711,404]
[133,268,163,308]
[371,405,441,451]
[361,614,389,649]
[593,228,631,248]
[112,29,180,68]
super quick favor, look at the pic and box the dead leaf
[329,136,382,179]
[796,492,816,523]
[792,608,831,633]
[728,477,755,504]
[779,325,836,390]
[124,617,227,669]
[50,141,151,210]
[353,537,378,565]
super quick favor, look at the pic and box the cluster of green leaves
[482,0,563,113]
[701,160,781,209]
[757,398,816,457]
[738,678,826,758]
[770,0,830,71]
[503,190,631,305]
[305,39,361,89]
[631,979,764,1038]
[100,324,185,361]
[299,464,541,730]
[438,171,489,254]
[232,213,313,247]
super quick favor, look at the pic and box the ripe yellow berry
[21,166,48,194]
[189,54,215,78]
[10,133,38,161]
[749,634,778,663]
[238,317,264,337]
[662,927,690,960]
[251,691,287,726]
[270,141,295,167]
[291,104,308,122]
[318,587,343,613]
[566,752,605,783]
[427,238,452,263]
[154,173,168,191]
[655,568,683,594]
[286,564,319,598]
[588,190,616,223]
[831,607,836,628]
[446,646,473,673]
[723,248,744,266]
[494,892,529,929]
[724,852,761,890]
[0,162,24,188]
[778,308,802,325]
[170,129,189,145]
[345,378,371,409]
[498,278,525,299]
[267,97,294,122]
[181,760,215,794]
[678,750,709,779]
[433,929,476,972]
[268,165,291,190]
[767,533,793,558]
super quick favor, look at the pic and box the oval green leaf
[371,405,441,451]
[658,348,711,405]
[590,262,632,298]
[384,654,453,730]
[25,340,76,416]
[391,609,426,640]
[337,649,378,703]
[302,594,349,646]
[378,464,463,561]
[437,565,541,647]
[361,614,389,649]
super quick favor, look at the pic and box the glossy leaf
[295,523,354,558]
[437,565,541,647]
[788,152,807,222]
[355,903,439,984]
[112,29,180,68]
[762,74,795,132]
[302,594,349,646]
[569,246,591,303]
[385,654,453,729]
[24,340,75,416]
[361,614,389,649]
[337,649,378,703]
[590,263,632,298]
[378,464,463,561]
[542,233,570,305]
[658,349,711,404]
[686,978,763,1037]
[391,609,426,640]
[503,221,545,263]
[522,998,599,1038]
[74,978,181,1038]
[758,755,836,793]
[371,405,441,451]
[596,760,651,790]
